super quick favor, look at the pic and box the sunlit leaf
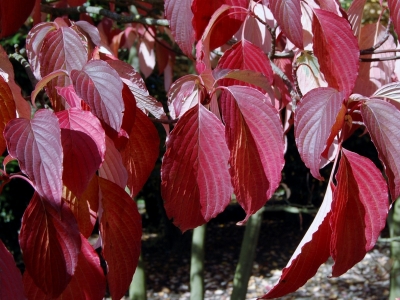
[161,104,232,231]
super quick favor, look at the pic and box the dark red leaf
[0,239,24,300]
[0,76,16,155]
[56,108,106,197]
[0,0,35,38]
[63,176,99,238]
[71,60,124,131]
[389,0,400,38]
[40,27,88,111]
[294,87,344,180]
[161,104,232,231]
[98,178,142,300]
[221,86,284,223]
[262,185,333,298]
[99,136,128,189]
[20,193,81,298]
[121,107,160,197]
[330,149,388,277]
[361,99,400,200]
[312,9,359,97]
[216,39,274,85]
[164,0,195,56]
[23,234,106,300]
[4,110,63,207]
[269,0,303,49]
[192,0,248,50]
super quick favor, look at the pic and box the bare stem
[40,4,169,26]
[360,56,400,62]
[359,19,392,55]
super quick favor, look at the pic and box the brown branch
[360,19,392,55]
[149,116,178,124]
[40,4,169,26]
[360,56,400,62]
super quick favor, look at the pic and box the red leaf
[56,85,89,109]
[164,0,195,56]
[4,110,63,207]
[389,0,400,38]
[0,239,24,300]
[262,185,333,298]
[312,9,359,96]
[0,46,31,119]
[269,0,303,49]
[216,39,274,85]
[56,108,106,197]
[23,234,106,300]
[99,136,128,189]
[192,0,248,50]
[330,149,388,277]
[98,178,142,300]
[0,0,35,38]
[63,176,99,238]
[161,104,232,231]
[361,99,400,200]
[353,23,396,96]
[221,86,284,223]
[0,76,16,155]
[121,108,160,197]
[40,27,88,111]
[294,87,344,180]
[106,60,164,119]
[19,193,81,298]
[71,60,124,131]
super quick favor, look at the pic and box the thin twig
[360,19,392,55]
[360,56,400,62]
[40,4,169,26]
[360,48,400,55]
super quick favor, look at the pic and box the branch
[148,116,178,124]
[360,56,400,62]
[9,52,38,88]
[359,19,392,55]
[40,4,169,26]
[270,60,300,111]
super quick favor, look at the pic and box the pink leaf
[23,234,106,300]
[294,87,344,180]
[99,136,128,189]
[164,0,195,56]
[19,193,81,298]
[330,149,388,277]
[269,0,303,49]
[161,104,232,231]
[106,59,164,119]
[216,39,274,85]
[56,108,106,197]
[71,60,124,131]
[121,107,160,197]
[353,23,396,96]
[98,178,142,300]
[361,99,400,200]
[75,20,102,46]
[56,85,86,109]
[138,31,156,78]
[4,109,63,207]
[221,86,284,223]
[40,27,88,111]
[312,9,359,97]
[347,0,367,38]
[0,239,24,300]
[389,0,400,38]
[262,185,333,298]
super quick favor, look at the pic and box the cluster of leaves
[1,0,400,299]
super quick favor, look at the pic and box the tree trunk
[231,207,264,300]
[190,224,206,300]
[129,254,147,300]
[390,200,400,300]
